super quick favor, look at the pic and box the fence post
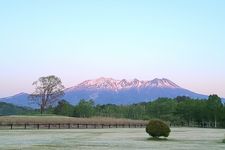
[10,124,13,130]
[37,124,39,130]
[24,124,27,129]
[68,124,70,129]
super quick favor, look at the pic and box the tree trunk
[215,115,217,128]
[40,105,44,115]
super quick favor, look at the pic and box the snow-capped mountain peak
[67,77,181,91]
[146,78,180,88]
[77,77,119,89]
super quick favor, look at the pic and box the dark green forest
[53,94,225,128]
[0,102,34,115]
[1,95,225,128]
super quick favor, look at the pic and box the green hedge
[146,119,171,138]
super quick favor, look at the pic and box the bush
[146,119,171,138]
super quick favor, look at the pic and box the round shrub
[146,119,171,138]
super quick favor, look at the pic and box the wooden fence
[0,123,147,130]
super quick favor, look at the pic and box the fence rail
[0,123,147,130]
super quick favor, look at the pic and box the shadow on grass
[147,137,168,141]
[147,137,178,142]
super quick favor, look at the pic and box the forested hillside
[0,102,34,115]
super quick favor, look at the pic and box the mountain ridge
[0,77,223,107]
[66,77,181,92]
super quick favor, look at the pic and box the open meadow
[0,128,224,150]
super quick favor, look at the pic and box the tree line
[52,95,225,128]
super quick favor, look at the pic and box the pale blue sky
[0,0,225,97]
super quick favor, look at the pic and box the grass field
[0,128,224,150]
[0,115,147,125]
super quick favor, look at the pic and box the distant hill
[0,77,223,107]
[0,102,33,115]
[0,92,38,108]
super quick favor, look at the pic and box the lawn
[0,128,224,150]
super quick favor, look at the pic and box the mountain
[64,77,208,105]
[0,77,222,107]
[69,77,181,91]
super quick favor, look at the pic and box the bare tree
[29,75,65,114]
